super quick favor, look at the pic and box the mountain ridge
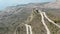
[0,1,60,34]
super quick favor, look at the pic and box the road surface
[43,12,60,28]
[25,24,32,34]
[39,11,50,34]
[15,10,60,34]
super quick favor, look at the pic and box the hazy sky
[0,0,55,10]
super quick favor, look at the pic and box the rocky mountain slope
[0,1,60,34]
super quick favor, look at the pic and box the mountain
[0,2,60,34]
[44,0,60,8]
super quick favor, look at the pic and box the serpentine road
[25,24,32,34]
[23,10,60,34]
[43,12,60,28]
[39,11,50,34]
[39,10,60,34]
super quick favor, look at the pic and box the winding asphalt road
[25,24,32,34]
[39,11,50,34]
[25,10,60,34]
[39,10,60,34]
[43,12,60,28]
[15,10,60,34]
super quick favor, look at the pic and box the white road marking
[39,11,50,34]
[43,12,60,28]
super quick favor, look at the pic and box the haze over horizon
[0,0,55,10]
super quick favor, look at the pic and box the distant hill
[44,0,60,8]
